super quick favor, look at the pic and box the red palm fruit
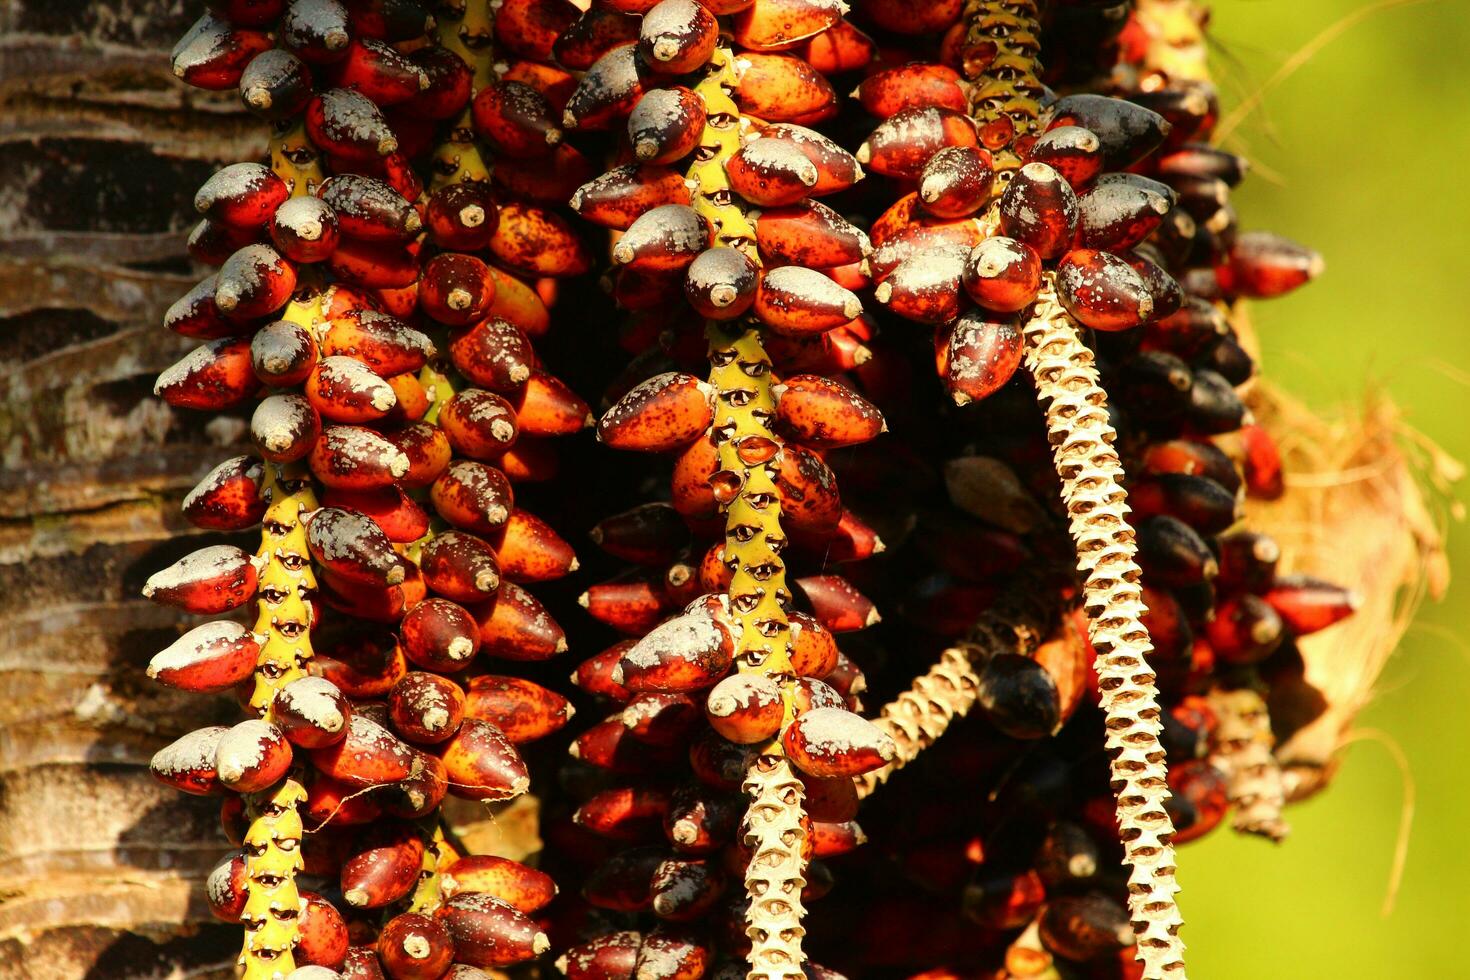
[389,672,466,744]
[1047,94,1171,169]
[336,38,428,105]
[573,642,637,702]
[591,502,690,566]
[184,455,267,530]
[319,564,424,623]
[309,715,417,787]
[725,137,819,207]
[305,355,398,423]
[238,48,312,120]
[318,751,406,820]
[473,80,562,158]
[1026,125,1105,190]
[489,509,577,582]
[650,858,724,921]
[761,123,863,196]
[437,893,550,967]
[800,773,859,822]
[755,202,869,268]
[326,236,419,288]
[1055,248,1155,331]
[214,719,292,792]
[381,750,449,819]
[1039,891,1134,962]
[440,389,520,461]
[439,718,530,802]
[962,868,1045,930]
[773,374,883,448]
[311,424,411,489]
[342,946,388,979]
[788,610,838,677]
[999,162,1080,260]
[441,856,557,913]
[485,267,552,337]
[425,182,498,251]
[465,675,574,743]
[1130,473,1240,535]
[1214,530,1281,595]
[312,626,410,697]
[155,337,258,410]
[918,145,994,219]
[859,0,960,32]
[205,851,248,921]
[172,15,273,89]
[195,163,288,229]
[488,201,591,278]
[704,672,784,744]
[148,621,264,693]
[733,0,842,49]
[251,393,321,463]
[449,318,534,391]
[858,106,978,179]
[688,728,750,791]
[307,88,399,164]
[670,436,719,519]
[164,276,236,339]
[790,676,846,715]
[143,545,261,614]
[583,846,664,911]
[341,823,426,908]
[683,246,758,320]
[799,16,874,72]
[809,819,866,859]
[1187,369,1248,434]
[322,311,434,376]
[793,574,878,632]
[1139,583,1192,664]
[400,597,480,671]
[496,0,579,61]
[572,165,691,230]
[622,691,703,745]
[1077,173,1175,252]
[150,726,228,795]
[641,0,719,72]
[432,461,514,533]
[563,44,651,130]
[776,445,843,532]
[322,486,429,543]
[665,785,741,855]
[783,706,896,777]
[755,266,862,334]
[1263,576,1360,636]
[319,174,420,242]
[307,506,411,586]
[279,0,350,63]
[508,371,590,436]
[268,196,340,263]
[554,6,640,71]
[375,912,454,980]
[401,44,473,119]
[384,422,451,487]
[963,237,1042,313]
[874,250,966,324]
[471,581,566,660]
[612,265,681,310]
[498,439,559,483]
[615,603,735,692]
[1141,295,1228,359]
[557,931,643,980]
[633,929,709,978]
[629,87,704,165]
[1168,759,1230,845]
[420,530,501,603]
[613,204,709,272]
[978,653,1061,739]
[736,52,836,122]
[1218,231,1324,299]
[1137,515,1218,588]
[296,891,350,968]
[1206,594,1284,666]
[598,372,713,452]
[273,676,352,749]
[219,794,247,845]
[573,716,681,774]
[857,64,966,118]
[574,786,672,842]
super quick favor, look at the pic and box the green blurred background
[1182,1,1470,974]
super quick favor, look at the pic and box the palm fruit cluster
[139,0,1359,979]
